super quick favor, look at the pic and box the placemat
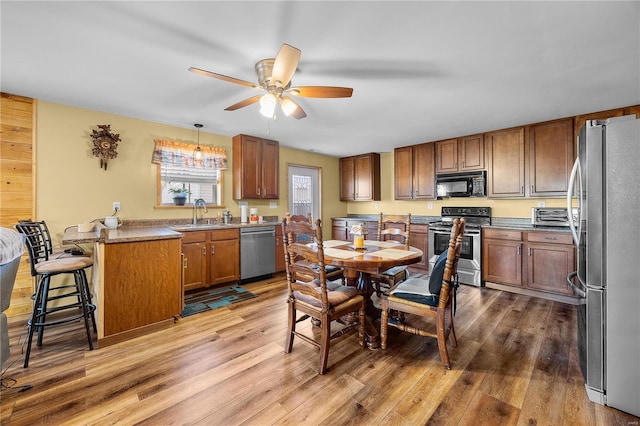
[367,240,403,248]
[323,240,347,248]
[367,248,414,259]
[324,247,360,259]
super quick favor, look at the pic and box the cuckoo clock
[90,124,121,170]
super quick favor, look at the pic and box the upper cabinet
[574,108,625,137]
[340,153,381,201]
[233,134,279,200]
[485,127,526,198]
[435,134,484,174]
[395,143,435,200]
[528,118,574,197]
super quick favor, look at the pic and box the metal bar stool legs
[24,268,96,368]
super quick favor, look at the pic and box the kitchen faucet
[193,198,208,225]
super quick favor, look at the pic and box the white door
[288,165,320,221]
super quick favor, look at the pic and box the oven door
[428,227,482,286]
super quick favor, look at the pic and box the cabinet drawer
[483,228,523,241]
[210,228,240,241]
[181,231,208,244]
[526,231,573,245]
[412,224,428,233]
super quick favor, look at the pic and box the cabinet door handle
[183,258,188,268]
[544,236,557,241]
[202,247,206,256]
[211,244,215,255]
[257,188,261,196]
[516,246,521,256]
[531,185,534,194]
[521,186,524,194]
[528,247,532,256]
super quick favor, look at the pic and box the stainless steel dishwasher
[240,226,276,282]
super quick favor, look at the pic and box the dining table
[320,239,423,349]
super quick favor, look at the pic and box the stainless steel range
[428,206,491,287]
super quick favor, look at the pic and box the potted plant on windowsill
[168,187,191,206]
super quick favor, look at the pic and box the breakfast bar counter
[63,224,184,347]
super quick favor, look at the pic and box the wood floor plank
[2,275,637,425]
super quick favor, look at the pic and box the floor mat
[181,286,257,317]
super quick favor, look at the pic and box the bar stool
[15,222,96,367]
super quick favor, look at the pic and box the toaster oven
[531,207,575,227]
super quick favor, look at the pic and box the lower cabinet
[482,228,576,301]
[182,228,239,292]
[408,224,429,273]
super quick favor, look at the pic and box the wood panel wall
[1,92,35,317]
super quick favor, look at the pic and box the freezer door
[603,117,640,416]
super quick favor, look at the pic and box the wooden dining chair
[381,218,465,369]
[285,212,345,284]
[282,217,365,374]
[371,213,412,296]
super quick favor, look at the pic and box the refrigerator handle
[567,157,580,246]
[567,271,586,302]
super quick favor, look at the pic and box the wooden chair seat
[381,218,465,369]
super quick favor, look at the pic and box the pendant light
[193,123,203,161]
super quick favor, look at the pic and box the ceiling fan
[189,43,353,119]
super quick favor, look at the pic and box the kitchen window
[153,139,228,207]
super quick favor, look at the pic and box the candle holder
[350,222,368,250]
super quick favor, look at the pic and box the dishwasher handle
[241,229,275,236]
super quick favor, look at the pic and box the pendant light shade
[193,123,203,161]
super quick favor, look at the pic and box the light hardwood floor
[1,274,638,425]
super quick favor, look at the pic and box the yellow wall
[36,100,569,246]
[36,101,347,243]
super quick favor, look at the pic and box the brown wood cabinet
[407,224,429,273]
[482,228,576,301]
[232,134,279,200]
[528,118,574,197]
[102,237,182,344]
[182,231,208,291]
[435,134,484,174]
[340,153,381,201]
[574,108,625,137]
[181,228,239,292]
[394,143,436,200]
[485,127,526,198]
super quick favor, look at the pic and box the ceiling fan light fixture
[259,93,276,117]
[280,97,298,116]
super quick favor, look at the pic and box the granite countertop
[62,217,282,245]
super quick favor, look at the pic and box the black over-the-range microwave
[436,170,486,197]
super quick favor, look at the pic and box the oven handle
[429,228,479,235]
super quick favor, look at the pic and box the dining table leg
[343,268,381,349]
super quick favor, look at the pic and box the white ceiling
[2,1,639,158]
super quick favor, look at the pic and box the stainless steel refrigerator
[567,115,640,417]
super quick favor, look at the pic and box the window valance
[152,139,228,169]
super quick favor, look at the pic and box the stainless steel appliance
[428,206,491,287]
[531,207,577,227]
[436,171,486,198]
[566,115,640,416]
[240,226,275,282]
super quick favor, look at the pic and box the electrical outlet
[374,202,379,210]
[537,201,546,208]
[113,201,121,212]
[428,202,434,209]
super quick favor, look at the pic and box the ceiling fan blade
[189,67,258,88]
[290,86,353,98]
[271,44,301,88]
[224,95,262,111]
